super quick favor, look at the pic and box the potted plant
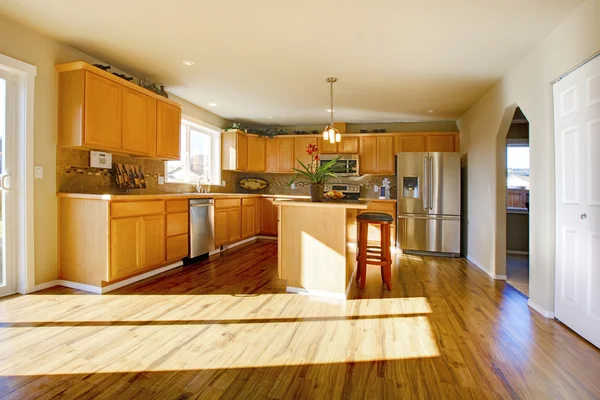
[290,143,340,202]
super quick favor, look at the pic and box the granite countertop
[273,198,370,209]
[56,192,396,203]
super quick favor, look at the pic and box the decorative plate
[239,178,269,191]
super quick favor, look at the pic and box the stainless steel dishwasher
[189,198,215,258]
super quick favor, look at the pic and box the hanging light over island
[322,77,341,144]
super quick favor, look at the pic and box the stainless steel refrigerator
[397,152,461,257]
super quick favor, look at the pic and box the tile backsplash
[57,148,396,198]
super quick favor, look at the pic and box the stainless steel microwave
[319,154,359,176]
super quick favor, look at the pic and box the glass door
[0,70,15,296]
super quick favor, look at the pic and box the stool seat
[357,212,393,222]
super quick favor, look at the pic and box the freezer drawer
[397,215,460,256]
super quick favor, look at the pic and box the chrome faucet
[196,176,210,193]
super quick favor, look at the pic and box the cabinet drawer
[111,201,164,218]
[215,198,242,209]
[166,199,188,213]
[367,202,396,213]
[166,212,189,237]
[166,234,188,260]
[242,198,255,206]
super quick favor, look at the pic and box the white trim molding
[494,274,507,281]
[0,54,36,295]
[527,300,555,319]
[32,261,184,294]
[507,250,529,255]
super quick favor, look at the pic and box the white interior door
[553,54,600,348]
[0,69,16,297]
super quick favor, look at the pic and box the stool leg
[358,221,368,289]
[383,224,392,291]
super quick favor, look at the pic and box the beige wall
[0,14,226,285]
[457,0,600,312]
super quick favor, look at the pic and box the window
[506,144,529,211]
[166,119,220,185]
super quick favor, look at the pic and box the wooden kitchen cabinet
[320,137,338,153]
[84,71,122,150]
[141,215,165,269]
[228,208,242,243]
[360,136,394,174]
[221,130,247,171]
[266,139,280,172]
[110,217,141,280]
[359,137,377,173]
[279,138,295,172]
[214,209,230,247]
[294,137,320,170]
[214,198,243,246]
[242,200,255,239]
[427,135,456,152]
[247,136,266,172]
[339,136,360,154]
[376,136,395,174]
[57,62,181,159]
[396,135,426,153]
[260,198,278,235]
[254,197,262,235]
[121,87,156,156]
[156,101,181,160]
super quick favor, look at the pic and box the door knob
[581,213,587,220]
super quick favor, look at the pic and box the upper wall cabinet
[320,136,360,154]
[222,130,249,171]
[266,137,295,173]
[395,132,459,153]
[57,61,181,160]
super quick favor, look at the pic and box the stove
[323,184,361,200]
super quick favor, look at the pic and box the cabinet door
[110,217,141,280]
[228,208,242,243]
[214,209,229,247]
[156,101,181,160]
[261,198,277,235]
[237,133,248,171]
[121,88,156,156]
[141,215,165,269]
[265,139,280,172]
[359,137,377,174]
[84,72,122,150]
[294,137,319,170]
[320,138,337,154]
[279,138,295,172]
[247,136,266,172]
[254,197,262,235]
[427,135,456,152]
[377,136,395,174]
[339,136,359,154]
[397,136,426,152]
[242,205,255,239]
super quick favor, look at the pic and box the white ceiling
[0,0,583,125]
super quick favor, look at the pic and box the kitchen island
[274,199,370,299]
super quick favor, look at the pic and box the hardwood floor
[1,240,599,399]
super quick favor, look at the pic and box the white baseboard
[286,286,347,301]
[507,250,529,255]
[466,255,508,281]
[31,261,184,295]
[528,300,555,319]
[494,274,507,280]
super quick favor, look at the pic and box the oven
[319,154,359,176]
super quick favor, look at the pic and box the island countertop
[274,199,370,209]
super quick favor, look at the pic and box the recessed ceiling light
[182,59,195,66]
[208,102,217,107]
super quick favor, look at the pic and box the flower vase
[309,183,325,202]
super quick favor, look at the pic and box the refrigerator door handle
[429,156,433,210]
[398,215,460,221]
[423,156,428,210]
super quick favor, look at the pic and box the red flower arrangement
[289,142,340,185]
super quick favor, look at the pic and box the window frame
[506,142,530,214]
[165,117,221,185]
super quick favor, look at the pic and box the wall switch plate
[290,183,296,190]
[374,185,379,192]
[35,166,43,179]
[221,180,226,186]
[158,176,165,185]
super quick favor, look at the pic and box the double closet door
[553,54,600,348]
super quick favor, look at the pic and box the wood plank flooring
[0,240,599,399]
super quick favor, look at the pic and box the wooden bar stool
[355,212,393,290]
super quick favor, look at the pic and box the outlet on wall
[158,176,165,185]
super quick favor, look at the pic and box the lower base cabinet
[110,214,165,281]
[214,199,243,247]
[260,198,278,235]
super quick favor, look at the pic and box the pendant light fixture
[322,77,341,144]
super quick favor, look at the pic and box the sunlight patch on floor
[0,314,439,376]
